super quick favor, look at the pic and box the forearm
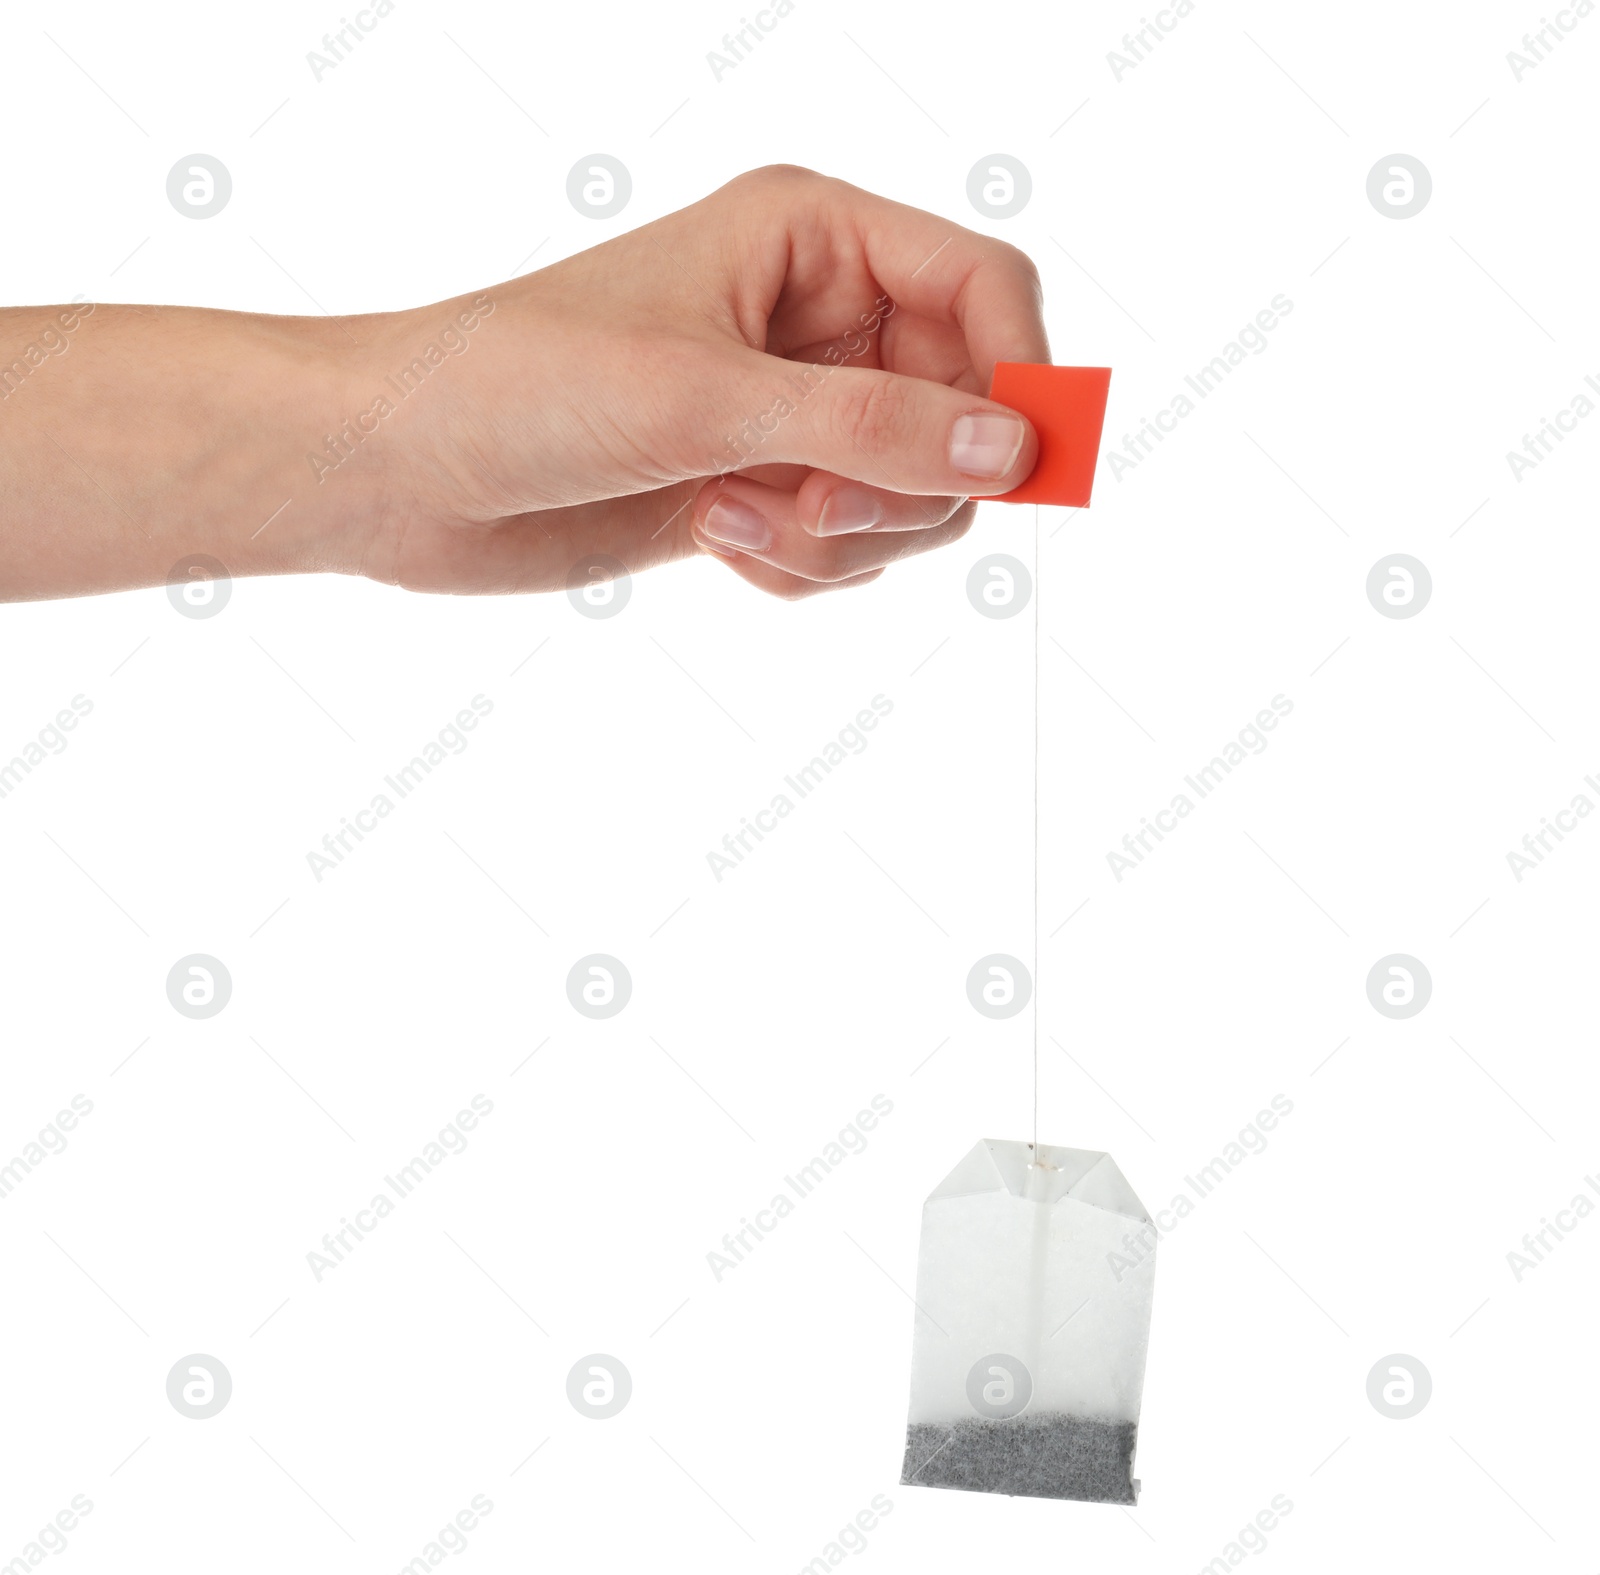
[0,301,386,600]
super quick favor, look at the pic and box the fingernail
[817,486,883,536]
[702,494,772,553]
[949,411,1025,480]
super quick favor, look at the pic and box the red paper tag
[986,363,1112,507]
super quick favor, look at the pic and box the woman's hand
[341,164,1050,600]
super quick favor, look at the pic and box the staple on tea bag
[900,1139,1155,1504]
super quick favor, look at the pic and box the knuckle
[979,238,1044,309]
[812,552,863,585]
[779,537,853,585]
[943,506,976,543]
[834,372,913,454]
[999,239,1043,289]
[905,494,965,528]
[734,163,818,195]
[779,567,883,597]
[764,533,865,588]
[805,541,900,586]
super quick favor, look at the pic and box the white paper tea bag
[900,1139,1155,1504]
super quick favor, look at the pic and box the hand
[0,166,1048,604]
[342,164,1050,600]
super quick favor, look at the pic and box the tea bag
[900,1139,1155,1504]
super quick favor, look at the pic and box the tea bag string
[1032,502,1040,1164]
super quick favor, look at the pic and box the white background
[2,0,1597,1569]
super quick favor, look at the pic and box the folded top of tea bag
[929,1139,1151,1216]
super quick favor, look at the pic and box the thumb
[720,353,1038,497]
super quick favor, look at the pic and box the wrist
[296,289,511,583]
[240,310,399,582]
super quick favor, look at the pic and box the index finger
[829,174,1052,381]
